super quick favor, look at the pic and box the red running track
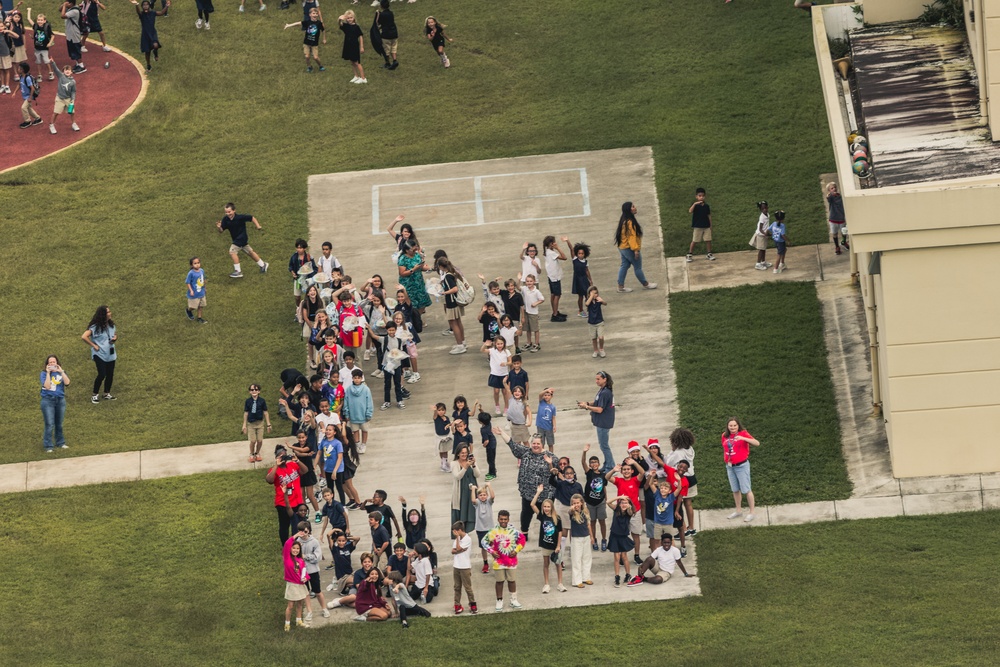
[0,33,143,173]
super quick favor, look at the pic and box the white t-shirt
[665,447,695,476]
[499,326,517,348]
[317,253,342,276]
[521,255,540,281]
[544,247,563,281]
[412,556,433,588]
[489,347,511,377]
[339,366,363,385]
[316,411,342,433]
[650,545,682,574]
[756,212,770,236]
[521,286,544,315]
[453,534,472,570]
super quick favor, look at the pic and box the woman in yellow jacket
[613,202,657,292]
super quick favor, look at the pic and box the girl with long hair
[81,305,118,403]
[612,201,657,292]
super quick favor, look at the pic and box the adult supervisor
[494,427,553,538]
[578,371,615,473]
[216,202,269,278]
[40,355,71,451]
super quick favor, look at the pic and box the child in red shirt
[606,457,644,564]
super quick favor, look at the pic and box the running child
[285,7,325,72]
[130,0,168,72]
[424,15,451,68]
[543,236,568,321]
[584,286,606,358]
[185,257,207,323]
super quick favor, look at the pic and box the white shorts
[35,50,51,64]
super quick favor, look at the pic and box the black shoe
[186,308,195,320]
[31,117,43,126]
[633,554,642,566]
[197,317,207,324]
[382,62,391,69]
[18,121,31,129]
[389,61,398,70]
[73,64,87,73]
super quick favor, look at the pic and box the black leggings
[93,358,115,395]
[326,471,346,504]
[398,603,430,622]
[520,497,534,536]
[383,367,403,403]
[276,505,293,544]
[198,8,213,19]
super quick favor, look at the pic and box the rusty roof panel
[850,22,1000,187]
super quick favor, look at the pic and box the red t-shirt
[664,465,689,499]
[721,430,753,465]
[612,476,641,510]
[272,462,304,507]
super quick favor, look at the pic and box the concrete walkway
[5,151,999,625]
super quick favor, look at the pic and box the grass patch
[3,0,833,463]
[1,472,998,665]
[669,282,851,508]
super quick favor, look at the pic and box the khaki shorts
[509,422,530,443]
[437,435,452,454]
[383,38,397,56]
[187,296,207,309]
[628,512,643,535]
[350,421,369,434]
[524,313,540,335]
[229,243,255,256]
[686,483,698,498]
[691,228,712,242]
[589,322,605,340]
[35,50,51,64]
[555,502,571,529]
[293,280,304,297]
[12,46,26,62]
[303,44,320,58]
[0,55,10,69]
[648,563,672,581]
[247,421,265,441]
[494,568,516,582]
[54,97,71,114]
[653,522,677,539]
[588,501,607,521]
[445,305,465,320]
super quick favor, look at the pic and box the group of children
[2,6,83,132]
[282,0,453,83]
[278,426,700,628]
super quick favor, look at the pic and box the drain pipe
[973,0,989,121]
[860,251,883,415]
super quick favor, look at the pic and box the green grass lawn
[669,282,851,508]
[3,0,833,463]
[1,471,997,666]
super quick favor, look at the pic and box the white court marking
[370,167,592,234]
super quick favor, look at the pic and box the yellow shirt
[618,219,641,251]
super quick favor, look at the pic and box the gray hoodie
[298,535,323,574]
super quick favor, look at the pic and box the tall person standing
[40,355,71,452]
[578,371,615,473]
[216,202,270,278]
[81,305,117,404]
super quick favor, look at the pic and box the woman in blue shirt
[40,355,71,451]
[81,305,118,404]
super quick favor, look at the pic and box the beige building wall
[862,0,927,24]
[878,245,1000,476]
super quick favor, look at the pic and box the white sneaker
[449,344,467,355]
[443,56,450,68]
[509,598,522,609]
[81,45,89,52]
[557,583,567,592]
[71,122,80,131]
[204,21,211,29]
[592,351,599,358]
[727,511,742,520]
[357,78,367,84]
[744,513,756,522]
[541,584,550,594]
[357,443,366,454]
[49,124,56,134]
[350,76,360,83]
[102,46,112,52]
[495,600,503,612]
[363,348,371,361]
[304,611,312,621]
[765,262,773,267]
[259,3,266,9]
[773,268,779,274]
[325,583,335,592]
[239,4,245,10]
[327,599,341,608]
[642,282,658,290]
[598,350,606,358]
[322,609,330,618]
[195,18,203,28]
[754,262,765,270]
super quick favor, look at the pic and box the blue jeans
[596,427,613,472]
[41,395,66,450]
[617,248,648,287]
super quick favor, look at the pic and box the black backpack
[26,74,39,100]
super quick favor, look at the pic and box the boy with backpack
[16,62,42,128]
[27,10,55,81]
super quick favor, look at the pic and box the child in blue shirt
[536,388,557,453]
[185,256,207,323]
[769,210,789,274]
